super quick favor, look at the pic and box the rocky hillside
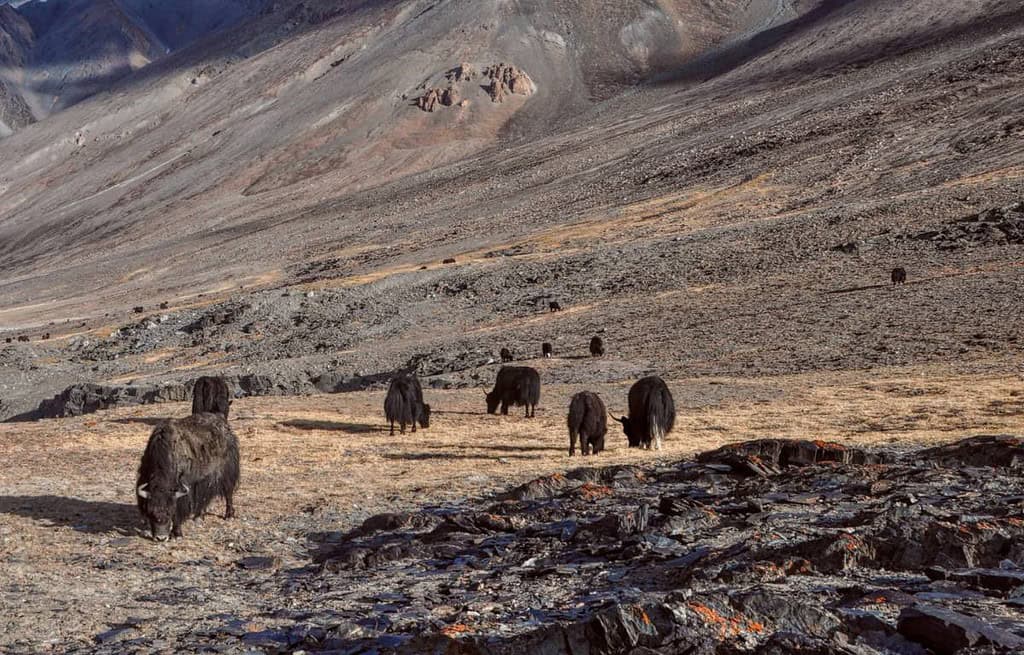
[0,0,267,134]
[0,0,1023,416]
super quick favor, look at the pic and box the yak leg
[400,421,407,434]
[389,420,395,436]
[225,492,236,519]
[501,401,509,415]
[569,431,577,456]
[171,519,183,539]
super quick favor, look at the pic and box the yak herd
[133,334,676,540]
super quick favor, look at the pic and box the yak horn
[136,483,149,498]
[608,413,625,423]
[175,483,190,499]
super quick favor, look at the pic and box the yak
[549,301,562,312]
[612,376,675,450]
[568,391,607,456]
[590,336,605,357]
[486,366,540,418]
[192,376,231,419]
[385,374,430,435]
[542,342,553,358]
[136,413,239,541]
[891,267,907,285]
[500,347,514,363]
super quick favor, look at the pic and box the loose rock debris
[23,436,1024,654]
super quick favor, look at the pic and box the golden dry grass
[2,365,1022,528]
[1,365,1022,648]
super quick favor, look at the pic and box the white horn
[136,483,149,499]
[175,483,190,499]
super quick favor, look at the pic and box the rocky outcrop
[415,62,533,112]
[483,63,534,102]
[908,201,1024,249]
[294,436,1024,654]
[13,373,309,420]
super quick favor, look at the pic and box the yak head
[419,403,432,428]
[136,478,189,541]
[485,390,500,414]
[611,415,642,448]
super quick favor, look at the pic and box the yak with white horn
[136,413,240,541]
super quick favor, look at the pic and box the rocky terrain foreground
[9,426,1024,654]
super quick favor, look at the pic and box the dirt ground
[2,363,1023,652]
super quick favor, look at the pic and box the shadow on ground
[0,495,139,535]
[278,419,382,433]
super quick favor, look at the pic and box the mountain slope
[0,0,267,131]
[0,0,1022,419]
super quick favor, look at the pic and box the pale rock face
[416,62,534,112]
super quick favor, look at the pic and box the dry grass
[2,365,1022,529]
[1,365,1022,649]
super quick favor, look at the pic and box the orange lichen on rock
[440,623,472,637]
[577,482,614,500]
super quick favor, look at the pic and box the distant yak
[442,258,457,264]
[133,306,144,313]
[500,347,514,363]
[891,267,907,285]
[192,376,231,419]
[542,342,553,358]
[486,366,540,418]
[136,413,240,541]
[568,391,607,456]
[612,376,675,450]
[385,374,430,435]
[590,336,605,357]
[549,301,562,312]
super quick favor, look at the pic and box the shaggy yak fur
[568,391,607,456]
[613,376,675,450]
[191,375,231,419]
[486,366,540,418]
[136,413,240,541]
[589,336,605,357]
[385,375,430,435]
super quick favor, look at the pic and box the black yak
[500,347,514,363]
[612,376,675,450]
[385,375,429,435]
[549,301,562,312]
[590,336,605,357]
[568,391,607,456]
[542,342,553,358]
[891,267,907,285]
[192,376,231,419]
[133,306,144,313]
[136,413,240,541]
[486,366,540,417]
[442,258,456,264]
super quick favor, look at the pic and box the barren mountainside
[3,2,1024,653]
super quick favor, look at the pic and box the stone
[897,605,1024,653]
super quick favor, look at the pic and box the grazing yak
[590,336,605,357]
[542,342,553,358]
[500,347,514,363]
[136,413,240,541]
[486,366,540,418]
[891,267,907,285]
[568,391,607,456]
[192,376,231,419]
[385,375,430,435]
[549,301,562,312]
[612,376,675,450]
